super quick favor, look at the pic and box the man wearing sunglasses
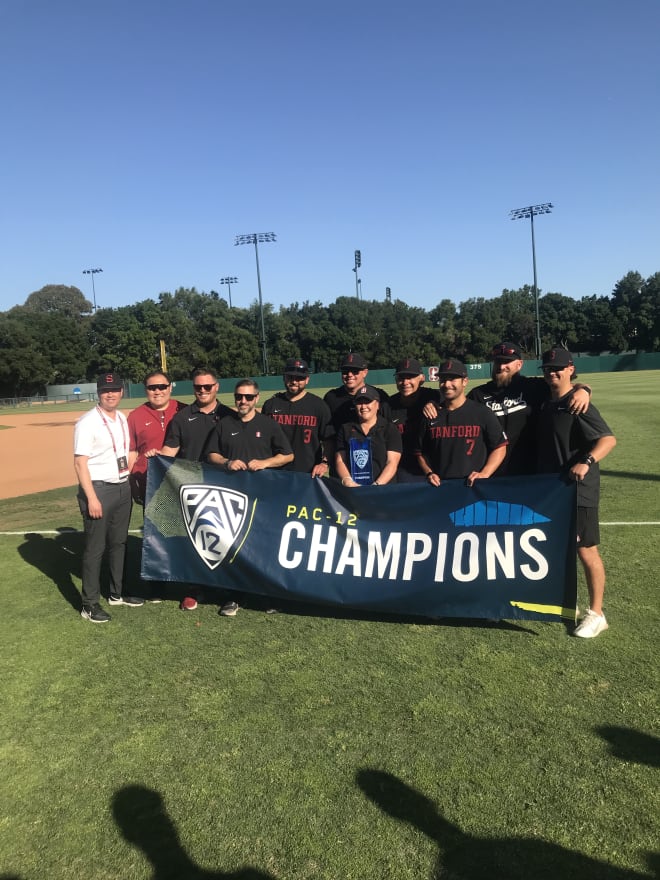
[127,371,185,504]
[466,341,591,476]
[537,348,616,638]
[161,368,231,462]
[206,379,293,616]
[261,357,333,477]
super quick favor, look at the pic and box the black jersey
[262,391,333,473]
[417,398,508,480]
[468,374,549,475]
[206,411,293,464]
[389,387,441,480]
[536,393,613,507]
[162,400,232,462]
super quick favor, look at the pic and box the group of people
[73,342,616,637]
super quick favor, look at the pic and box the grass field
[0,372,658,879]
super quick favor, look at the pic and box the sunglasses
[542,366,568,373]
[234,393,257,401]
[342,369,364,376]
[492,345,519,357]
[193,383,216,392]
[146,383,170,391]
[284,374,306,381]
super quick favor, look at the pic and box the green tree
[22,284,93,319]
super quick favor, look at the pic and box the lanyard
[96,406,128,457]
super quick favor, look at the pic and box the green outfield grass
[0,372,658,879]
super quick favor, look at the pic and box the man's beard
[493,370,514,388]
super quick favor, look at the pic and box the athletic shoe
[574,610,608,639]
[220,601,239,617]
[108,595,145,607]
[81,604,111,623]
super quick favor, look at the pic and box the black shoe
[81,604,111,623]
[108,595,145,607]
[220,600,239,617]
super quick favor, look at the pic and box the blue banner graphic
[143,457,577,621]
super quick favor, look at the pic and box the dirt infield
[0,411,89,499]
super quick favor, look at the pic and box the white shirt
[74,407,129,483]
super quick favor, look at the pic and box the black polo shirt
[162,401,232,462]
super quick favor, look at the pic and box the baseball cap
[354,385,379,402]
[284,357,309,376]
[340,352,368,371]
[540,348,574,369]
[97,372,123,392]
[437,359,468,379]
[491,342,523,362]
[395,357,423,377]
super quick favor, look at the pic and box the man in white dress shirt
[74,372,144,622]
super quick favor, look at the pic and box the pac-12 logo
[180,485,249,569]
[352,448,370,470]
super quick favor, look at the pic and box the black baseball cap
[354,385,379,402]
[437,359,468,379]
[340,352,368,371]
[540,348,574,369]
[395,357,423,377]
[284,357,309,376]
[97,372,123,392]
[491,342,523,362]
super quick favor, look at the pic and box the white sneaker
[574,609,608,639]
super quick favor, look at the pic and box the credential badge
[180,484,249,569]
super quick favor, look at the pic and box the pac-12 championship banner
[142,457,577,622]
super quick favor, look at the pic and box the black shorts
[577,506,600,548]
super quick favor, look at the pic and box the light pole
[235,233,276,374]
[219,276,238,308]
[510,203,553,358]
[353,249,361,300]
[82,267,103,312]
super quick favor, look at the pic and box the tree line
[0,270,658,396]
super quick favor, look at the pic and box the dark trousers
[78,481,132,607]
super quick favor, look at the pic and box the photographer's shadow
[357,769,656,879]
[112,785,275,880]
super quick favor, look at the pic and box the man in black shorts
[388,357,440,482]
[537,348,616,638]
[207,379,294,616]
[416,359,508,486]
[161,367,231,462]
[468,342,591,475]
[261,357,333,477]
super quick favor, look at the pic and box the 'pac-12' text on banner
[143,457,577,622]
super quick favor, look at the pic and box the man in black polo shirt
[536,348,616,639]
[161,367,231,461]
[207,379,293,616]
[389,357,440,482]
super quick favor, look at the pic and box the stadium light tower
[219,276,238,309]
[510,203,553,358]
[235,233,276,375]
[353,250,361,300]
[82,267,103,312]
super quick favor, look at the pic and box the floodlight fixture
[82,267,103,312]
[219,276,238,308]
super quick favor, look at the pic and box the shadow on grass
[356,769,655,879]
[112,785,274,879]
[16,531,146,611]
[600,469,660,483]
[597,726,660,768]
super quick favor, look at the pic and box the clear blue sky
[1,0,658,315]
